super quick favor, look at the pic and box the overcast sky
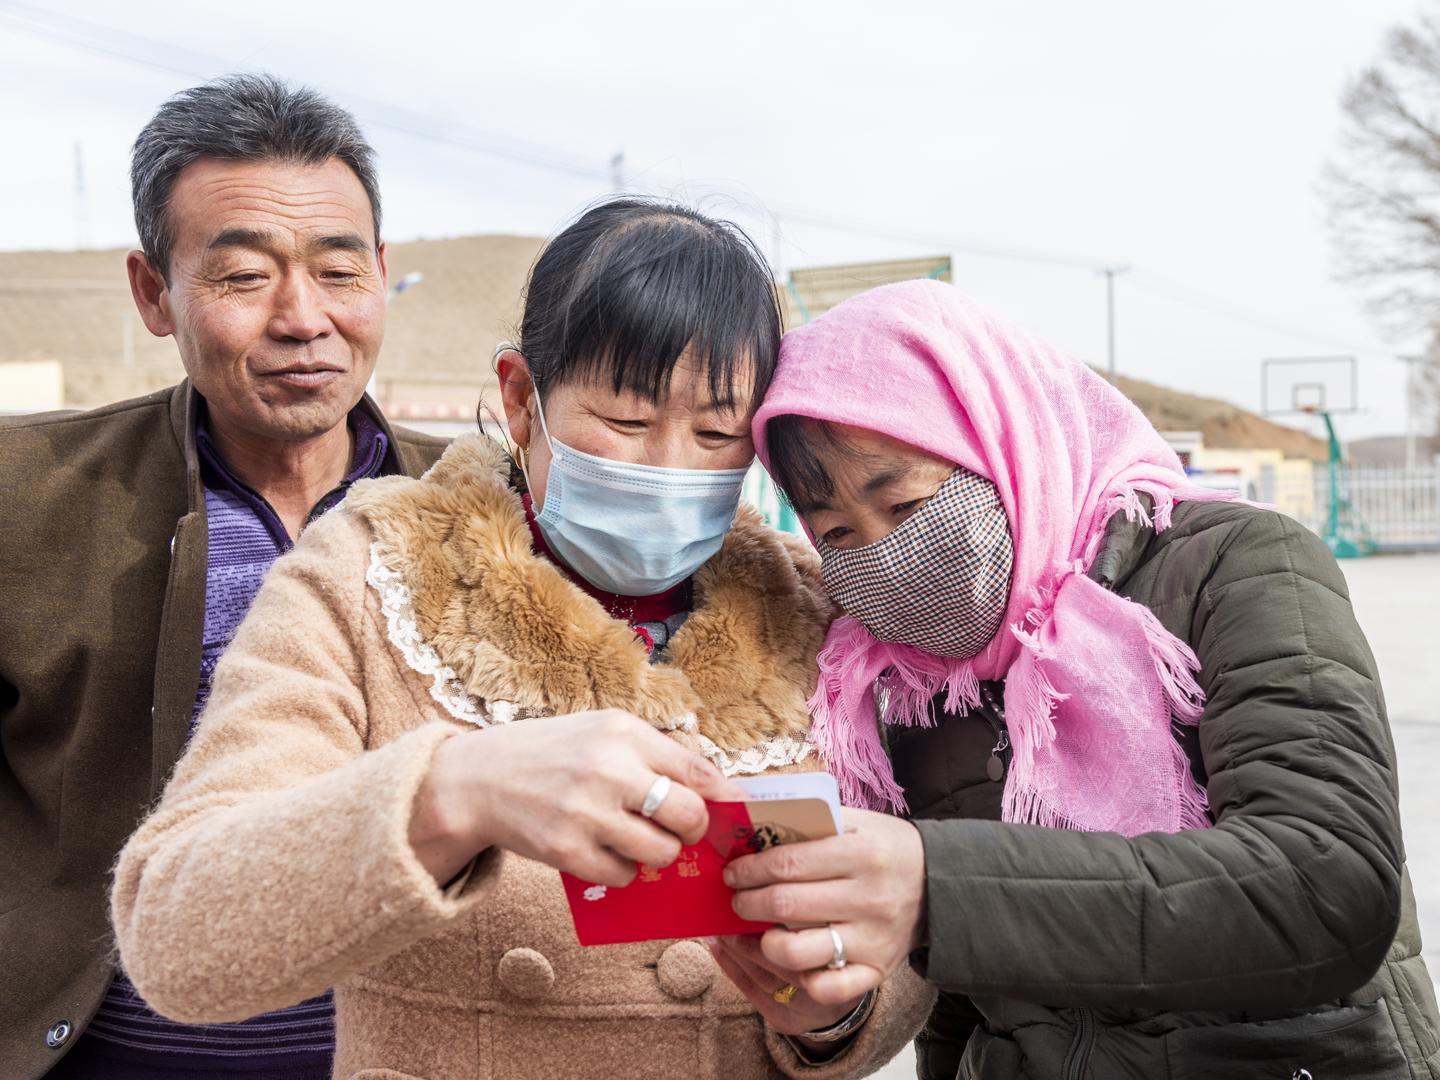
[0,0,1429,439]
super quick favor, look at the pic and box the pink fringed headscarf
[754,280,1227,836]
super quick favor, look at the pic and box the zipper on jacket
[1061,1007,1096,1080]
[985,729,1010,783]
[979,683,1012,783]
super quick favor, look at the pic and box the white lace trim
[366,544,815,774]
[696,732,815,776]
[366,542,491,727]
[668,711,700,734]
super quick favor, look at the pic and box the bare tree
[1325,11,1440,446]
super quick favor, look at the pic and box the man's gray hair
[131,73,381,278]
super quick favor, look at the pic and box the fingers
[717,933,803,984]
[713,936,795,989]
[708,939,807,1036]
[723,831,871,891]
[796,962,885,1007]
[758,924,840,973]
[559,844,640,889]
[709,941,780,1011]
[730,878,863,926]
[597,812,684,871]
[632,777,710,847]
[634,721,746,803]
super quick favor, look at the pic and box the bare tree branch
[1325,6,1440,437]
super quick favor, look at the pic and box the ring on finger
[771,982,799,1004]
[640,775,673,819]
[826,925,847,971]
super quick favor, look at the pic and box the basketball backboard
[1261,356,1359,417]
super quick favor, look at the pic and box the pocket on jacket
[959,1029,1029,1079]
[1165,1001,1408,1080]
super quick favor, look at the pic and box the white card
[735,772,844,832]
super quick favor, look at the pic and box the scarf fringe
[1175,750,1215,831]
[1138,603,1205,723]
[1002,783,1081,831]
[880,655,982,726]
[1004,736,1212,834]
[808,484,1227,826]
[1002,606,1068,791]
[808,618,908,811]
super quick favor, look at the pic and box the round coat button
[46,1019,72,1049]
[656,940,716,999]
[496,947,555,1001]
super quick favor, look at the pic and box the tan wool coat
[111,435,935,1080]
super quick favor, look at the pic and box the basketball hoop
[1258,357,1375,559]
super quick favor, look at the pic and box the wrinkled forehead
[168,156,377,260]
[765,415,961,514]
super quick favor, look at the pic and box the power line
[0,1,613,183]
[756,200,1116,271]
[0,0,1403,360]
[1128,271,1389,357]
[0,1,1113,272]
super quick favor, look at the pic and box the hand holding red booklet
[560,773,844,946]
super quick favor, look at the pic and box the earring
[517,445,530,471]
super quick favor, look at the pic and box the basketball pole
[1260,356,1375,558]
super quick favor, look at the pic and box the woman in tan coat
[112,198,932,1080]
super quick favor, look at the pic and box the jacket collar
[1087,493,1156,592]
[167,381,205,515]
[171,379,417,499]
[347,435,832,752]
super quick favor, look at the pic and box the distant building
[781,256,951,324]
[0,359,64,414]
[0,241,1329,470]
[0,236,543,432]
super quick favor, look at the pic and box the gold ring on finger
[771,983,799,1004]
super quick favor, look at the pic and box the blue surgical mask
[522,388,749,596]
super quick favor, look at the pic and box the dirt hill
[1104,372,1327,461]
[0,235,543,413]
[0,237,1326,459]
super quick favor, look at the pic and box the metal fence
[1261,460,1440,553]
[753,457,1440,553]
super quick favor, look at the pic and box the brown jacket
[111,435,934,1080]
[0,383,447,1078]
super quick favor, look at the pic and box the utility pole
[1098,265,1130,377]
[73,141,90,250]
[609,151,625,191]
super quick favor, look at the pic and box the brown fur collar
[346,435,832,751]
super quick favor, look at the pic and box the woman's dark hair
[513,197,783,409]
[765,413,867,513]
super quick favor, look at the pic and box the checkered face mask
[819,468,1014,658]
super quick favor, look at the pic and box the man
[0,74,447,1078]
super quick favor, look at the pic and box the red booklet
[561,773,842,947]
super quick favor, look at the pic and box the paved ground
[873,553,1440,1079]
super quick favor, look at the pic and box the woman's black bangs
[765,414,854,512]
[558,220,781,408]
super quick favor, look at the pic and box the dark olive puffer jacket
[889,501,1440,1079]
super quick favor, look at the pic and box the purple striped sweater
[60,408,390,1079]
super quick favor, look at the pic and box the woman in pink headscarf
[710,280,1435,1077]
